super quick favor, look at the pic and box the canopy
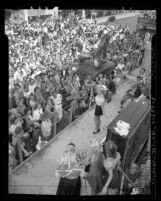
[76,60,115,79]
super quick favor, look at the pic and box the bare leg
[94,115,101,132]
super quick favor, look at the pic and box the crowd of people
[7,12,151,172]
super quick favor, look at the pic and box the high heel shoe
[93,129,100,134]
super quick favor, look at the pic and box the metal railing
[9,88,94,171]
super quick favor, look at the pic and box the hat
[67,142,75,147]
[64,143,76,153]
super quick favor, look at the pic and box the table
[105,99,151,169]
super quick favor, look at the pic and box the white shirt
[23,90,31,99]
[29,84,36,94]
[14,71,23,82]
[116,63,124,70]
[103,152,121,170]
[33,108,43,121]
[95,95,105,106]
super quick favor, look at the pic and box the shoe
[93,129,100,134]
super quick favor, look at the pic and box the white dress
[51,94,63,120]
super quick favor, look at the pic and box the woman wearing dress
[101,140,122,195]
[93,86,105,134]
[86,139,104,195]
[85,140,121,195]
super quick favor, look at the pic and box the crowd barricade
[10,88,94,170]
[69,88,94,124]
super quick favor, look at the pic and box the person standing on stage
[93,86,105,134]
[100,140,122,195]
[55,143,87,196]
